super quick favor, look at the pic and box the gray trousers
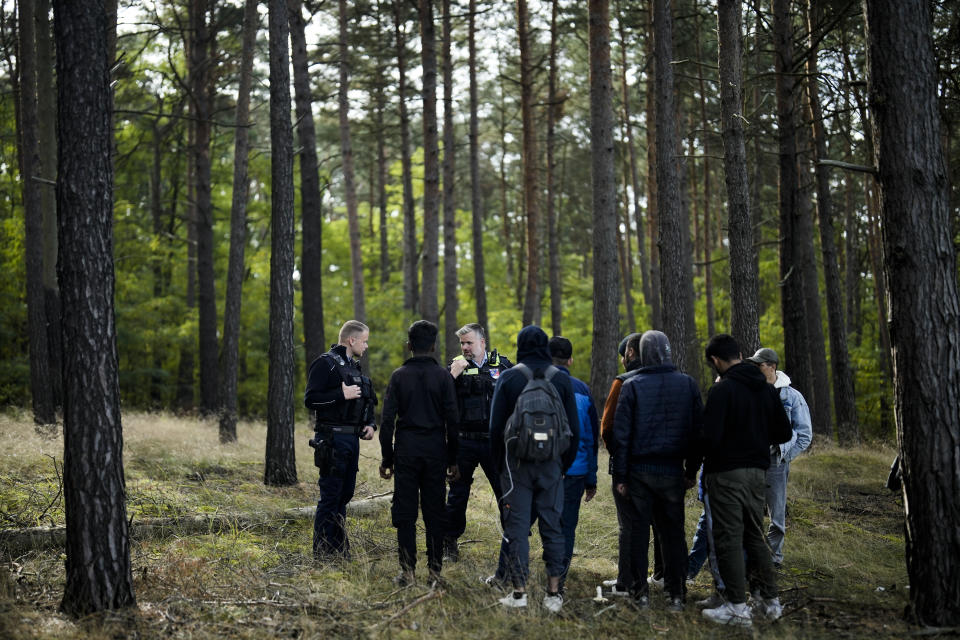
[499,459,565,587]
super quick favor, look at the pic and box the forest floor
[0,411,924,639]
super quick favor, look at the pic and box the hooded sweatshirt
[488,325,581,473]
[610,331,703,482]
[773,370,813,463]
[700,361,792,473]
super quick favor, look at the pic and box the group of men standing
[304,320,811,625]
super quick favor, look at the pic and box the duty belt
[459,430,489,440]
[317,424,362,436]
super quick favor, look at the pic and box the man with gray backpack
[488,325,581,612]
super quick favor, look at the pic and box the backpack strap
[514,362,533,381]
[543,364,559,381]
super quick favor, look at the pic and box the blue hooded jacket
[556,365,599,487]
[488,326,581,473]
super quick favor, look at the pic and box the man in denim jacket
[747,348,813,567]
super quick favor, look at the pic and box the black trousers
[392,454,447,573]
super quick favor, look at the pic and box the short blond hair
[338,320,369,343]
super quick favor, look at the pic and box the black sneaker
[666,596,685,613]
[442,538,460,563]
[633,594,650,610]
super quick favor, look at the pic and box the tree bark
[588,0,620,404]
[773,0,813,407]
[468,0,487,331]
[394,2,418,314]
[37,0,62,412]
[53,0,135,614]
[517,0,540,327]
[18,0,56,427]
[290,0,325,366]
[645,8,661,331]
[718,0,760,354]
[806,0,858,446]
[264,0,297,487]
[375,0,389,288]
[864,0,960,625]
[338,0,365,322]
[190,0,219,417]
[441,0,458,362]
[419,0,440,324]
[218,0,258,444]
[546,0,562,336]
[654,0,690,373]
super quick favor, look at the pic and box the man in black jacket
[612,330,702,610]
[304,320,377,559]
[379,320,460,586]
[699,334,792,627]
[488,325,580,612]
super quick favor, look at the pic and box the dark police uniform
[380,355,459,574]
[443,350,512,553]
[304,344,376,558]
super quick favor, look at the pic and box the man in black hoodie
[488,325,581,612]
[379,320,460,586]
[699,334,792,627]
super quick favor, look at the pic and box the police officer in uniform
[305,320,377,559]
[443,323,512,563]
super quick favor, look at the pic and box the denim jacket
[774,371,812,463]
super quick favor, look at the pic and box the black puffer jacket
[611,331,703,483]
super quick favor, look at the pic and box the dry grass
[0,412,912,638]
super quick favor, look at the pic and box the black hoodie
[700,361,792,473]
[488,325,581,472]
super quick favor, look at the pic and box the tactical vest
[314,350,376,428]
[454,352,509,431]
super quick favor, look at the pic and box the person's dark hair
[549,336,573,365]
[626,332,643,359]
[408,320,438,353]
[705,333,741,363]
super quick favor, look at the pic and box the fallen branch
[376,588,444,628]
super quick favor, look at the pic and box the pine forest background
[2,0,959,443]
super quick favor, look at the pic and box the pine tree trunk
[441,0,458,361]
[645,9,661,331]
[865,0,960,624]
[547,0,562,336]
[264,0,297,487]
[718,0,760,354]
[419,0,440,324]
[468,0,487,331]
[518,0,540,327]
[806,0,857,446]
[54,0,135,614]
[693,0,715,340]
[588,0,620,403]
[37,0,62,412]
[177,109,197,412]
[773,0,813,405]
[290,0,324,366]
[18,0,56,427]
[654,0,690,372]
[219,0,258,444]
[394,2,418,314]
[338,0,365,322]
[190,0,219,416]
[375,1,389,288]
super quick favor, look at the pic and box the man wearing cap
[746,347,813,568]
[548,336,600,593]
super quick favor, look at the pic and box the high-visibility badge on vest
[490,369,500,379]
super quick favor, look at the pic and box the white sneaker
[608,584,630,597]
[752,595,782,620]
[696,592,725,609]
[702,601,753,627]
[601,578,618,587]
[647,575,664,589]
[543,593,563,613]
[499,591,528,609]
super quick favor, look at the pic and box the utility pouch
[309,436,335,477]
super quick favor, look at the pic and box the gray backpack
[504,364,571,463]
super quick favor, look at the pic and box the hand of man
[450,358,469,378]
[342,381,362,400]
[446,465,460,482]
[379,464,393,479]
[584,487,597,502]
[616,483,628,496]
[360,425,375,440]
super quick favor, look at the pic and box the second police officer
[442,323,512,564]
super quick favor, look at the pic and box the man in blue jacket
[548,336,600,592]
[746,347,812,568]
[489,325,581,612]
[612,330,702,611]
